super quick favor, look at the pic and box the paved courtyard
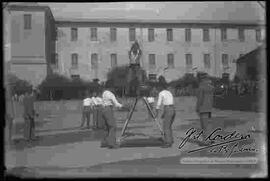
[5,97,267,177]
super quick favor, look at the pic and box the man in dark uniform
[196,73,215,144]
[5,86,15,144]
[23,88,38,143]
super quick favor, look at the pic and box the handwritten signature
[178,127,258,157]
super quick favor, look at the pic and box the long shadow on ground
[119,132,164,148]
[10,124,159,150]
[11,129,105,150]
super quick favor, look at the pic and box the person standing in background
[5,87,15,145]
[94,90,105,130]
[91,91,98,130]
[196,73,215,145]
[23,88,38,143]
[80,91,93,129]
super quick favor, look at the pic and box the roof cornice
[55,19,265,28]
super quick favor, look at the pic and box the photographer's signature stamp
[179,127,259,157]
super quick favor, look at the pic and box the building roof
[236,43,266,64]
[39,2,265,23]
[55,18,265,28]
[6,2,265,26]
[7,3,55,22]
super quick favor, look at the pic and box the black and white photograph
[3,1,267,178]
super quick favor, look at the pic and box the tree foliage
[106,64,147,88]
[37,73,101,100]
[5,73,32,96]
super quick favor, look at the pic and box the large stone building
[5,3,56,87]
[4,3,265,85]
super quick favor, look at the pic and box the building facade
[5,4,265,85]
[6,4,56,87]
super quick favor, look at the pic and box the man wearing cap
[100,87,123,149]
[22,88,38,143]
[155,82,176,148]
[196,72,215,144]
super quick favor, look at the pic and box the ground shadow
[10,129,106,150]
[120,136,164,148]
[36,126,82,133]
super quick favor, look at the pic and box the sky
[37,2,265,22]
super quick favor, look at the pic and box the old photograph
[3,1,267,178]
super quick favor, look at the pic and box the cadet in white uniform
[156,83,176,148]
[100,87,123,149]
[80,91,93,129]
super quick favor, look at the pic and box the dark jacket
[23,94,35,118]
[196,79,214,113]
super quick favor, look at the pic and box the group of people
[80,81,177,149]
[5,72,215,149]
[6,88,38,145]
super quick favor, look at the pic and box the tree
[106,65,129,87]
[5,73,32,96]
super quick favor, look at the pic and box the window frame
[203,53,211,69]
[148,74,157,81]
[54,53,59,68]
[71,74,80,79]
[256,29,262,42]
[222,54,229,67]
[110,27,117,42]
[221,28,227,41]
[185,53,193,68]
[129,28,136,41]
[203,28,210,42]
[71,27,78,41]
[91,53,98,69]
[110,53,117,68]
[91,27,97,41]
[167,28,173,41]
[167,53,175,68]
[24,14,32,30]
[148,28,155,42]
[185,28,191,42]
[238,28,245,42]
[149,54,156,69]
[71,53,78,69]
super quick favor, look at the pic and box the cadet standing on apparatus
[155,82,176,148]
[100,86,123,149]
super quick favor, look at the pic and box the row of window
[22,14,263,42]
[53,53,232,70]
[67,27,262,42]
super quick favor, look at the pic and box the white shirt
[147,97,155,104]
[102,90,122,108]
[92,97,103,106]
[83,98,92,106]
[156,90,174,109]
